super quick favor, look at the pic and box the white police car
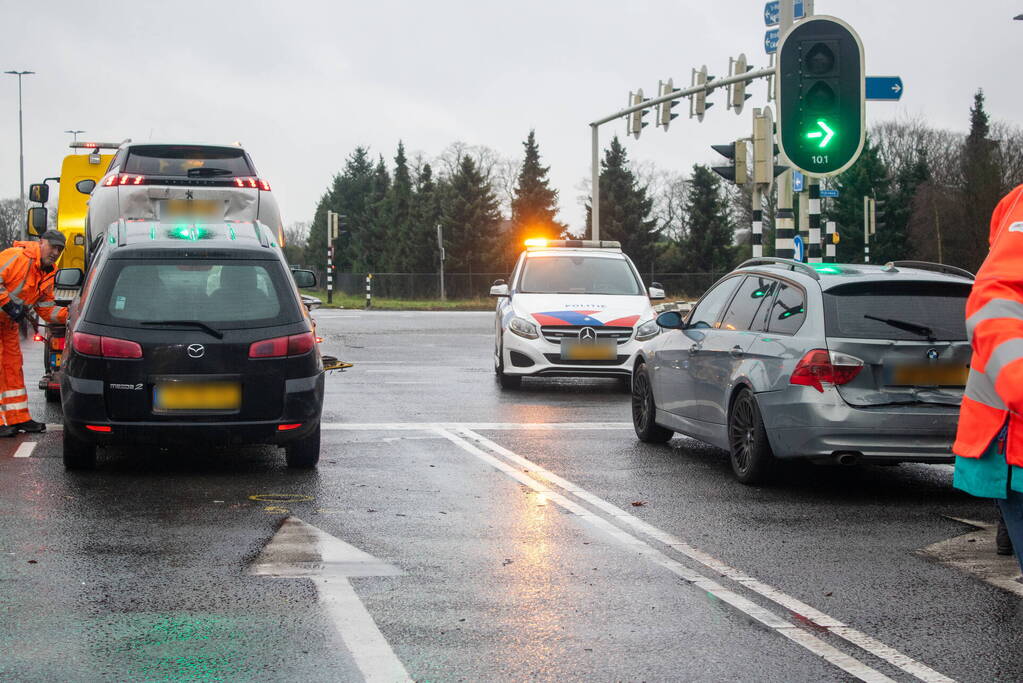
[490,239,664,388]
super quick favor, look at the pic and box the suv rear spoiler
[737,257,821,281]
[883,261,975,280]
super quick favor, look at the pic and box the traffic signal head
[777,16,864,177]
[711,141,748,185]
[690,66,714,122]
[729,54,754,116]
[628,89,650,139]
[657,79,681,130]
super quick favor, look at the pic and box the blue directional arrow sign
[764,0,804,26]
[764,28,779,54]
[820,189,839,198]
[792,171,804,192]
[793,234,805,263]
[866,76,904,101]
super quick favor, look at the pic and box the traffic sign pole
[808,178,822,262]
[752,185,764,258]
[825,220,837,262]
[776,171,795,259]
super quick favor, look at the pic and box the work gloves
[2,301,25,322]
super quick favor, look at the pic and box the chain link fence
[307,271,726,301]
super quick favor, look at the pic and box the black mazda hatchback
[59,219,324,470]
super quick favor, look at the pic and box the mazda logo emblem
[579,327,597,342]
[187,344,205,359]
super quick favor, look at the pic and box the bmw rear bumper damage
[756,387,958,463]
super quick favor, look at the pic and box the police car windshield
[519,255,643,295]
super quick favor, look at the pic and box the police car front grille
[540,325,633,345]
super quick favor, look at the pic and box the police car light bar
[70,141,124,150]
[525,239,621,249]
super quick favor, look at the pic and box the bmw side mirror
[656,311,685,330]
[76,179,96,195]
[291,269,317,289]
[490,283,510,297]
[55,267,84,290]
[29,183,49,204]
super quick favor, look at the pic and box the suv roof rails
[883,260,975,280]
[737,257,821,281]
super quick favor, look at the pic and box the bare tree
[0,199,21,250]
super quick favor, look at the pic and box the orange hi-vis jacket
[953,184,1023,464]
[0,240,69,325]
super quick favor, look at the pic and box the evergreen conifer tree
[307,147,374,273]
[439,155,502,275]
[408,163,443,272]
[584,136,660,275]
[681,164,736,273]
[831,137,891,262]
[504,130,566,270]
[358,156,391,271]
[387,142,414,271]
[957,89,1004,271]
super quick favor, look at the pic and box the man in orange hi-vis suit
[953,184,1023,572]
[0,230,67,436]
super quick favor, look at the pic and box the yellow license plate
[891,365,968,387]
[154,382,241,411]
[165,199,221,218]
[562,341,616,361]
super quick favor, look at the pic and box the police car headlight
[509,316,539,340]
[635,318,660,341]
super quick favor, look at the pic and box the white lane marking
[384,382,433,385]
[250,518,410,683]
[320,422,632,431]
[13,442,35,458]
[458,427,954,683]
[435,427,896,683]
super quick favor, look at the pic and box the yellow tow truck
[26,141,122,401]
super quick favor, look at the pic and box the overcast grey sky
[2,0,1020,233]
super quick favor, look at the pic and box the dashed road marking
[13,442,36,458]
[436,426,901,682]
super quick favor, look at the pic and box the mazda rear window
[87,259,302,329]
[519,256,643,295]
[123,145,254,178]
[823,281,970,341]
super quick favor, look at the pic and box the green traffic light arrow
[805,120,835,148]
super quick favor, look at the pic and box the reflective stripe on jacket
[0,240,68,325]
[954,184,1023,463]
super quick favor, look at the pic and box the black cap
[39,230,66,247]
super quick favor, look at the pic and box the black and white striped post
[751,185,764,258]
[808,178,822,263]
[365,274,372,309]
[775,170,795,259]
[326,244,333,304]
[863,196,871,263]
[825,220,836,262]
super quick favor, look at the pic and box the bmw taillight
[789,349,863,392]
[249,332,314,358]
[73,332,142,359]
[233,177,271,191]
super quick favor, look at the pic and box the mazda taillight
[233,176,271,191]
[73,332,142,359]
[790,349,863,392]
[249,332,314,358]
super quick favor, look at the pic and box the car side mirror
[291,269,317,289]
[656,311,685,330]
[27,207,47,236]
[55,267,84,290]
[76,179,96,195]
[648,285,666,300]
[490,283,510,297]
[29,183,49,204]
[301,294,322,311]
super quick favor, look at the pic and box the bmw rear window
[86,259,302,329]
[823,281,970,341]
[123,145,254,178]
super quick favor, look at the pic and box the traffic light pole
[751,185,764,258]
[825,221,837,262]
[776,172,795,259]
[589,65,774,240]
[808,177,822,262]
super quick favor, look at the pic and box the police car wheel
[495,339,521,389]
[63,426,97,470]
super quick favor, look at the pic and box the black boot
[997,516,1014,556]
[12,420,45,434]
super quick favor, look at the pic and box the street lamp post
[65,129,85,148]
[5,69,34,237]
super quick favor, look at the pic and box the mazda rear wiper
[863,314,935,341]
[186,167,234,177]
[141,320,224,339]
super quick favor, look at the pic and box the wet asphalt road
[1,310,1021,682]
